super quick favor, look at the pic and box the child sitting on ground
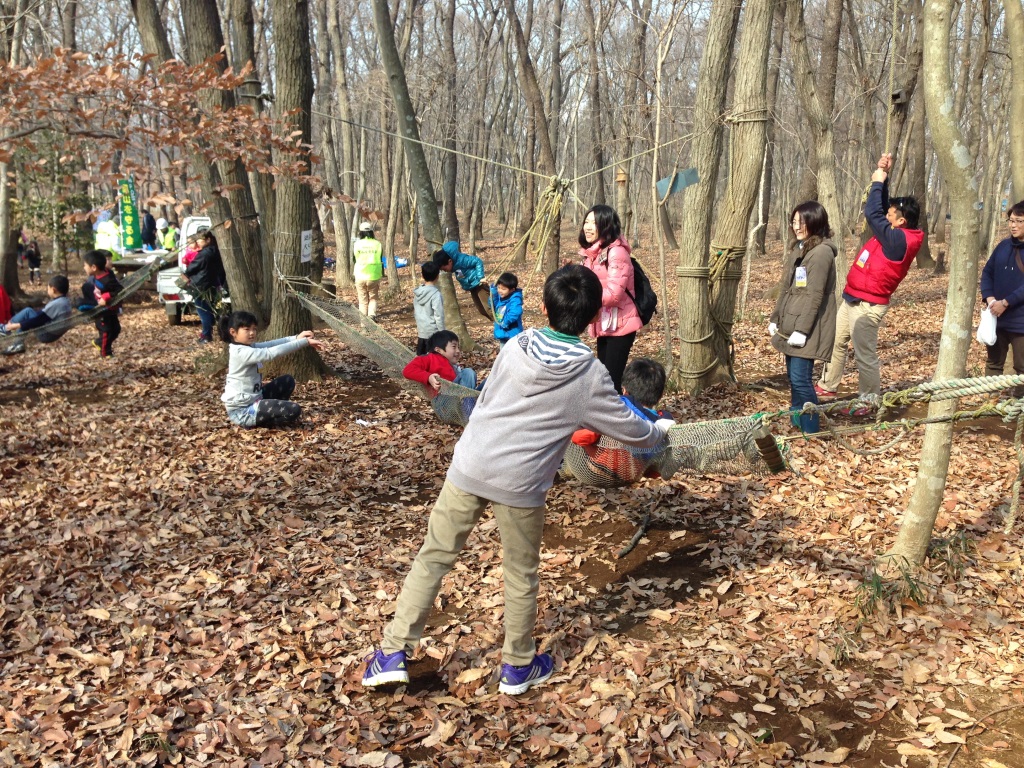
[413,261,445,356]
[491,271,524,346]
[220,310,326,428]
[568,358,673,483]
[83,249,123,358]
[363,266,673,695]
[402,329,477,396]
[1,275,73,351]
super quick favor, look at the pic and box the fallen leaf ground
[2,236,1023,768]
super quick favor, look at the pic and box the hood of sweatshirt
[497,329,594,398]
[413,284,439,306]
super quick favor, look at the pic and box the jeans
[786,355,820,433]
[193,296,216,341]
[596,332,637,393]
[382,479,545,666]
[454,367,477,389]
[8,307,43,327]
[819,299,889,396]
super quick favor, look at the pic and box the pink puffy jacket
[580,237,642,338]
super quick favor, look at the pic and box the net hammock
[2,251,177,350]
[286,287,786,485]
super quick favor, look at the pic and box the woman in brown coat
[769,201,837,433]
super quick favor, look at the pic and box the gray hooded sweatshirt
[413,283,444,338]
[447,327,667,508]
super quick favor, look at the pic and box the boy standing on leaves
[817,153,924,410]
[83,249,123,358]
[364,266,673,695]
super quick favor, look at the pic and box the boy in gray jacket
[413,261,445,356]
[363,266,673,695]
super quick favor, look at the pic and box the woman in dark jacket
[980,200,1024,377]
[183,228,226,343]
[769,201,837,433]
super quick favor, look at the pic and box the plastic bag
[976,307,997,346]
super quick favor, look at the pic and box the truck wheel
[167,304,182,326]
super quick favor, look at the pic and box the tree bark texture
[370,0,472,348]
[707,0,777,376]
[1003,0,1024,201]
[180,0,266,310]
[267,0,327,380]
[889,0,981,567]
[786,0,846,286]
[673,0,741,393]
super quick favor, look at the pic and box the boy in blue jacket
[433,241,492,320]
[981,200,1024,378]
[491,271,524,346]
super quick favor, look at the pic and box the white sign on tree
[300,230,312,264]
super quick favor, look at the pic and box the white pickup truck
[155,216,214,326]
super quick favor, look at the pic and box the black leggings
[255,375,301,427]
[596,332,637,393]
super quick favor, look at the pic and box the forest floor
[1,235,1023,768]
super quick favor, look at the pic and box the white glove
[768,322,778,337]
[654,418,675,435]
[788,331,807,348]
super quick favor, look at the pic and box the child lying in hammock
[403,329,480,424]
[567,358,672,483]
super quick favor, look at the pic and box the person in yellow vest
[157,218,178,250]
[94,211,121,255]
[353,221,384,321]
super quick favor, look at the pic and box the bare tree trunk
[707,0,777,374]
[230,0,276,313]
[501,0,560,273]
[180,0,266,318]
[787,0,846,285]
[326,0,354,287]
[370,0,472,347]
[267,0,327,380]
[673,0,742,393]
[756,1,785,256]
[441,0,459,242]
[583,0,606,205]
[889,0,981,566]
[1006,0,1024,200]
[909,92,935,268]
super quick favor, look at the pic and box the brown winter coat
[770,238,838,361]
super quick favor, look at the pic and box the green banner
[118,178,141,251]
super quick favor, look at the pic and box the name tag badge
[794,266,808,288]
[856,249,870,268]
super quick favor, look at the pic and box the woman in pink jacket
[578,204,642,392]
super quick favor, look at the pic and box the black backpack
[625,257,657,326]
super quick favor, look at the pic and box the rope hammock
[2,249,180,352]
[280,273,1024,532]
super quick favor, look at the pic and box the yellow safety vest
[353,237,383,281]
[95,220,120,252]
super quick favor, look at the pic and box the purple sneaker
[498,653,554,695]
[362,649,409,687]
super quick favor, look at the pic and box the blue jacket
[491,286,524,340]
[981,237,1024,334]
[442,241,485,291]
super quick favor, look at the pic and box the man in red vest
[816,153,924,411]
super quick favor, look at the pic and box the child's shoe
[362,649,409,687]
[91,340,102,356]
[498,653,554,695]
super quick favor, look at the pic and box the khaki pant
[355,279,380,319]
[819,299,889,396]
[382,480,545,666]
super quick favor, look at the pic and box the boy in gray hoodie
[413,261,445,356]
[364,266,673,695]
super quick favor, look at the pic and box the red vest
[844,228,924,305]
